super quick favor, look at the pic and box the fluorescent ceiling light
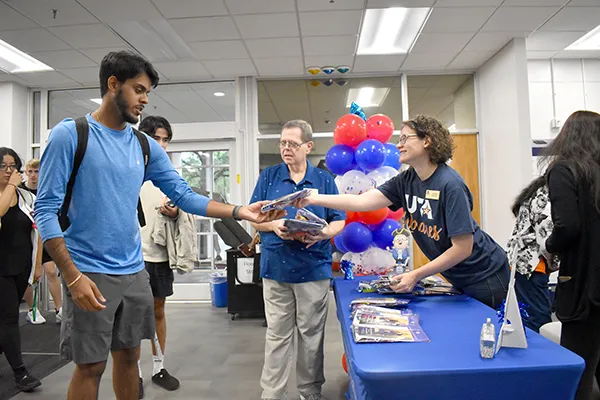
[565,24,600,51]
[213,92,225,97]
[357,7,431,55]
[90,98,102,105]
[346,87,388,108]
[0,39,53,73]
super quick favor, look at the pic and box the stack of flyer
[351,305,430,343]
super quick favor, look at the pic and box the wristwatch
[232,205,242,221]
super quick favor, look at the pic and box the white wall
[528,59,600,140]
[454,78,476,129]
[477,38,533,248]
[0,82,30,160]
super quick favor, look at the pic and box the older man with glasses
[250,120,345,400]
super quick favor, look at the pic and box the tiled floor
[12,293,349,400]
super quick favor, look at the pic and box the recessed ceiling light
[90,98,102,105]
[565,24,600,51]
[213,92,225,97]
[357,7,431,55]
[0,38,53,73]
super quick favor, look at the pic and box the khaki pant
[260,278,330,400]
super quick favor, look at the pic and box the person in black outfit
[541,110,600,400]
[0,147,43,392]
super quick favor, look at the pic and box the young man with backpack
[34,51,281,400]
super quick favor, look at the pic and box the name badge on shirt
[426,190,440,200]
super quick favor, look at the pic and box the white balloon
[341,251,364,274]
[341,170,375,195]
[363,247,396,274]
[334,175,343,193]
[368,166,399,187]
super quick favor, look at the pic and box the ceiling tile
[246,38,302,58]
[302,36,357,56]
[401,52,457,70]
[18,71,79,87]
[79,47,133,63]
[526,50,559,59]
[435,0,501,5]
[48,24,126,49]
[254,57,304,76]
[526,31,587,51]
[202,59,257,77]
[58,67,100,84]
[76,0,163,22]
[234,13,299,39]
[4,0,98,27]
[503,0,568,4]
[411,33,474,54]
[482,7,559,32]
[0,28,71,53]
[31,50,97,69]
[304,55,355,68]
[300,11,362,36]
[554,50,600,59]
[153,0,228,18]
[189,40,249,60]
[367,0,435,6]
[0,2,38,30]
[170,17,239,42]
[540,7,600,32]
[297,0,365,11]
[154,61,212,80]
[464,32,523,52]
[568,0,600,4]
[447,51,495,69]
[353,55,405,72]
[225,0,295,14]
[422,7,496,33]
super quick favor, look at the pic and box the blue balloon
[355,139,386,172]
[341,222,372,253]
[372,218,401,250]
[383,143,402,170]
[333,234,348,253]
[326,144,355,176]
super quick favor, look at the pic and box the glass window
[407,74,476,130]
[33,147,40,159]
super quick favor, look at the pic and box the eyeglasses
[278,140,308,150]
[0,164,17,172]
[397,134,419,145]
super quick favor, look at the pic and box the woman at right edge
[296,115,510,309]
[541,110,600,400]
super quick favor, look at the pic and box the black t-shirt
[19,183,37,195]
[378,164,508,288]
[0,203,34,276]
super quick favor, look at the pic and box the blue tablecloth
[333,277,584,400]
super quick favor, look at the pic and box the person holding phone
[0,147,43,392]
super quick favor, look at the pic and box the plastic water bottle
[480,318,496,359]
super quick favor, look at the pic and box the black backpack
[57,117,150,231]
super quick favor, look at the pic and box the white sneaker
[26,309,46,324]
[55,308,62,323]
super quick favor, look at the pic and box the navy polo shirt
[250,162,346,283]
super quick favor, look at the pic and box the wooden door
[411,133,480,268]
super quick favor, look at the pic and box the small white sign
[236,258,255,285]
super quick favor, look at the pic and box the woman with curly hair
[296,115,510,308]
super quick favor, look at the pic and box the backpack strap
[58,117,89,232]
[132,128,150,228]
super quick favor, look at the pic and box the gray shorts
[60,269,155,365]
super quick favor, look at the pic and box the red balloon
[342,353,348,374]
[357,208,388,225]
[345,211,361,225]
[387,208,405,221]
[367,114,394,143]
[334,114,368,148]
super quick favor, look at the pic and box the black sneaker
[15,374,41,392]
[138,378,144,399]
[152,369,180,391]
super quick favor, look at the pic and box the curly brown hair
[403,115,455,163]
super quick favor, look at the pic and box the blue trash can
[210,273,228,308]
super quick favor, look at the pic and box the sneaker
[26,310,46,324]
[55,308,62,323]
[15,373,41,392]
[152,369,180,391]
[138,378,144,399]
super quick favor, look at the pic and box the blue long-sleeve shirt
[34,114,210,275]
